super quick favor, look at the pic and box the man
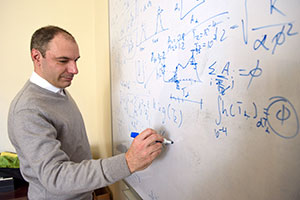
[8,25,164,200]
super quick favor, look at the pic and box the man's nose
[67,61,78,74]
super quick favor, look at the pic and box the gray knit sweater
[8,81,131,200]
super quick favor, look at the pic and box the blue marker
[131,132,174,144]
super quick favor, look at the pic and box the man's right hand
[125,128,164,173]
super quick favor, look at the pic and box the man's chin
[60,81,72,88]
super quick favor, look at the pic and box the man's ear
[31,49,42,66]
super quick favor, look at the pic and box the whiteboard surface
[109,0,300,199]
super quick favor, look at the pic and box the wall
[94,0,113,159]
[0,1,113,164]
[93,1,127,198]
[0,0,111,156]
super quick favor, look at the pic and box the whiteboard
[109,0,300,199]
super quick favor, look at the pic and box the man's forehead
[49,34,77,48]
[54,32,76,42]
[46,34,79,57]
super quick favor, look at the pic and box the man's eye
[59,60,68,63]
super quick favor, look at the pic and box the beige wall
[0,0,112,157]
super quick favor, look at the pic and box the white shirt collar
[30,72,65,95]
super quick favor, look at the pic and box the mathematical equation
[112,0,299,142]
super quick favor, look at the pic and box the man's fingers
[126,128,165,173]
[135,129,164,145]
[149,148,162,160]
[143,134,163,146]
[147,143,163,157]
[137,128,156,140]
[151,142,163,151]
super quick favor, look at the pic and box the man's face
[37,34,80,88]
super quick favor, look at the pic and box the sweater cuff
[101,153,131,183]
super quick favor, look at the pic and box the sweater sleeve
[9,108,131,195]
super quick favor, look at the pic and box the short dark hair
[30,25,76,57]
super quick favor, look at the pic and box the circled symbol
[266,96,299,139]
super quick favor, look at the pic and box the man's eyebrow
[56,56,80,61]
[56,56,71,60]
